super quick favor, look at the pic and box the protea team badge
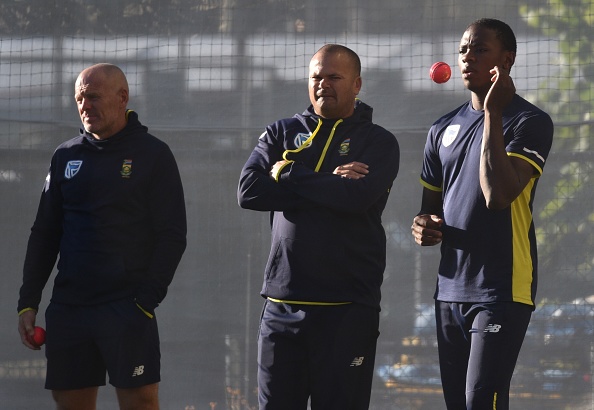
[121,159,132,178]
[64,160,83,179]
[338,138,350,156]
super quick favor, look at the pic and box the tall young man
[411,19,554,409]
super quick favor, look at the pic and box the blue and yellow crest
[338,138,351,156]
[121,159,132,178]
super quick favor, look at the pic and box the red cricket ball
[430,62,451,84]
[32,326,46,346]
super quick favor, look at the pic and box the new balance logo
[350,357,364,367]
[484,324,502,333]
[132,365,145,377]
[470,324,502,333]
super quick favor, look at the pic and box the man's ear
[504,52,516,71]
[119,88,129,107]
[354,76,362,96]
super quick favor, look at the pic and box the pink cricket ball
[430,62,451,84]
[32,326,46,346]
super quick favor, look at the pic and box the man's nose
[460,50,474,63]
[79,98,91,110]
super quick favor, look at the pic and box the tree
[519,0,594,300]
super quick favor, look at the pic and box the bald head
[75,64,129,140]
[308,44,362,119]
[77,63,129,94]
[313,44,361,77]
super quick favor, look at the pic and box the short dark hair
[314,44,361,76]
[468,18,517,53]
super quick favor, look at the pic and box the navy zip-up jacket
[238,100,399,310]
[18,111,187,314]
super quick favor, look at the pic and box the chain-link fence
[1,1,592,409]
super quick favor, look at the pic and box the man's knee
[116,382,160,410]
[52,387,99,410]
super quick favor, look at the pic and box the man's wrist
[18,307,37,316]
[271,160,294,182]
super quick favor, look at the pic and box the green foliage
[519,0,593,297]
[520,0,593,132]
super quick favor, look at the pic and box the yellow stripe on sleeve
[18,307,37,316]
[420,178,442,192]
[508,152,543,176]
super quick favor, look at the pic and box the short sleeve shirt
[420,95,553,306]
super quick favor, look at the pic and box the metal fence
[1,1,592,409]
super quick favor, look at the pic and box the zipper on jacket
[282,118,344,172]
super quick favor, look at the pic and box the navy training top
[420,95,553,307]
[238,100,400,310]
[18,111,187,314]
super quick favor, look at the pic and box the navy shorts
[44,299,161,390]
[435,301,532,410]
[258,300,380,410]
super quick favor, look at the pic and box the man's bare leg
[52,386,99,410]
[116,382,159,410]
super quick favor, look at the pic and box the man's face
[74,69,127,140]
[458,25,514,96]
[308,51,361,119]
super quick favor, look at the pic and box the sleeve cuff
[271,160,294,182]
[18,307,37,316]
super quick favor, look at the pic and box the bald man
[17,63,187,410]
[239,45,400,410]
